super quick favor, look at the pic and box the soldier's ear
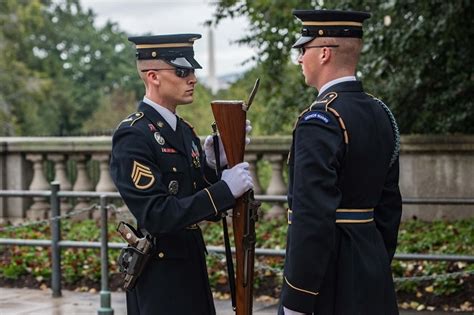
[147,71,160,86]
[321,47,331,64]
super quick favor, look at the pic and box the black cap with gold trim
[128,33,202,69]
[292,9,371,48]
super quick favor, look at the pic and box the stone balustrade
[0,135,473,223]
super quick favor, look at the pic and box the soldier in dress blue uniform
[110,33,254,315]
[280,10,402,315]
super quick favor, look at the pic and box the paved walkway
[0,287,464,315]
[0,288,276,315]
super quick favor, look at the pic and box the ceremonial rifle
[211,79,261,315]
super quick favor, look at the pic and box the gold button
[157,121,164,128]
[193,182,197,189]
[151,51,157,58]
[172,167,177,172]
[318,29,324,36]
[158,252,164,258]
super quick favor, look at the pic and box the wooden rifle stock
[211,100,260,315]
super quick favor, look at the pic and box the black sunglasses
[140,67,195,78]
[299,45,339,56]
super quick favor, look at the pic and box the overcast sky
[80,0,257,77]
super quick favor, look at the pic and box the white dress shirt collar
[143,96,177,131]
[318,76,357,96]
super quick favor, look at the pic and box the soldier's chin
[179,97,194,105]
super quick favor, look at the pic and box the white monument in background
[207,27,219,94]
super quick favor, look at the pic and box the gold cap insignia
[131,161,155,190]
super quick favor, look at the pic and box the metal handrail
[1,187,474,314]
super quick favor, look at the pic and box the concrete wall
[0,135,473,222]
[399,135,474,220]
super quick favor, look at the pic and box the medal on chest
[191,141,200,168]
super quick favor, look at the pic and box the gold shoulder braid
[289,92,349,163]
[311,92,349,146]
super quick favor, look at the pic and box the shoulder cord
[373,97,400,168]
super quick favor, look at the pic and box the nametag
[162,148,177,153]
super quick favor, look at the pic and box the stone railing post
[91,153,116,219]
[264,153,287,218]
[92,153,116,192]
[48,154,72,213]
[26,154,49,219]
[71,154,93,220]
[245,153,262,195]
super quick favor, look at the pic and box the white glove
[221,162,254,198]
[245,119,252,145]
[204,135,227,169]
[204,120,252,169]
[283,307,309,315]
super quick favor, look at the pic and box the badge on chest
[168,180,179,195]
[154,132,165,145]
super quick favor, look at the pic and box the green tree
[210,0,474,134]
[0,0,51,135]
[0,0,141,136]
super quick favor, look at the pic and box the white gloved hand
[245,119,252,145]
[283,307,308,315]
[204,135,227,169]
[221,162,254,198]
[204,120,253,169]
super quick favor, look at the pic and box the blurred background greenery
[1,0,472,137]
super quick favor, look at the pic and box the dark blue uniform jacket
[110,102,235,315]
[280,81,402,315]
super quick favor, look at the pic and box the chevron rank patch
[131,161,155,190]
[304,112,331,124]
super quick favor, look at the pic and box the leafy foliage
[0,0,142,136]
[0,217,473,305]
[210,0,474,134]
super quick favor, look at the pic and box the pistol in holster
[116,221,153,290]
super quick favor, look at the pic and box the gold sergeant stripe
[204,188,218,215]
[285,277,319,296]
[131,161,155,190]
[136,43,194,49]
[302,21,363,27]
